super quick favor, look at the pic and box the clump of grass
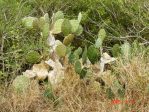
[112,55,149,111]
[0,54,148,112]
[0,80,55,112]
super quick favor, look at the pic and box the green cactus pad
[61,19,72,36]
[55,44,66,57]
[78,12,82,23]
[25,51,41,64]
[44,87,55,101]
[118,88,125,98]
[82,46,87,64]
[12,75,30,93]
[112,44,121,57]
[95,38,103,48]
[22,17,38,29]
[75,60,82,74]
[106,87,115,99]
[74,47,82,56]
[53,11,64,23]
[68,53,75,64]
[38,17,45,29]
[121,42,131,59]
[52,19,64,34]
[70,20,80,33]
[75,25,83,36]
[87,45,100,64]
[98,29,106,41]
[42,22,49,38]
[43,13,50,23]
[63,34,75,46]
[80,67,87,79]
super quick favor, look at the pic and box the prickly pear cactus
[106,87,115,99]
[63,34,75,46]
[43,13,50,23]
[82,46,87,64]
[70,20,80,33]
[98,29,106,41]
[75,60,82,74]
[118,88,125,98]
[55,43,66,57]
[25,51,41,64]
[121,42,131,60]
[52,19,64,34]
[112,44,121,57]
[95,38,103,49]
[78,12,82,23]
[61,19,72,36]
[44,83,55,101]
[52,11,64,23]
[39,13,49,25]
[22,17,38,29]
[12,75,30,93]
[40,13,50,38]
[80,67,87,79]
[74,47,82,56]
[87,45,100,64]
[38,13,49,29]
[95,29,106,49]
[42,22,49,38]
[68,53,76,64]
[75,25,83,36]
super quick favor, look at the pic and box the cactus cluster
[22,11,83,60]
[51,11,83,46]
[22,11,120,81]
[68,47,89,79]
[23,11,84,59]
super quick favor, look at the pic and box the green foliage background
[0,0,149,82]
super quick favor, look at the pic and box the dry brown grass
[0,55,149,112]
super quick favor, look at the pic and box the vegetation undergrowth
[0,53,149,112]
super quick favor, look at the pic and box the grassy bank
[0,52,149,112]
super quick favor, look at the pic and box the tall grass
[0,0,149,81]
[0,53,148,112]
